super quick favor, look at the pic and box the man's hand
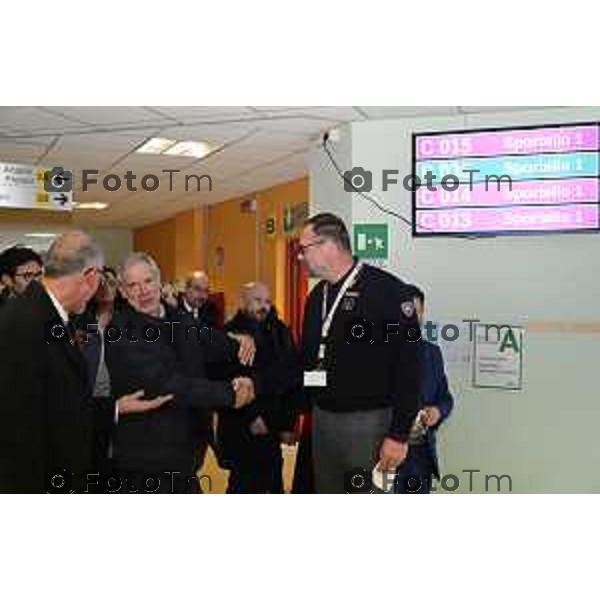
[379,437,408,471]
[249,416,269,436]
[228,333,256,366]
[420,406,441,427]
[280,431,297,446]
[117,390,174,415]
[232,377,255,408]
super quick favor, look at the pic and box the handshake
[232,377,256,409]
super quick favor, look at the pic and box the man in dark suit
[0,233,174,494]
[177,271,220,329]
[105,252,256,493]
[395,285,454,494]
[174,270,222,474]
[0,232,104,493]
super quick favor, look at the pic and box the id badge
[304,370,328,387]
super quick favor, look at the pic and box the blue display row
[416,151,599,183]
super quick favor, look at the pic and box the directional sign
[353,223,389,259]
[0,163,73,211]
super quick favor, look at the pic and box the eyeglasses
[14,270,43,281]
[297,238,325,258]
[126,278,159,294]
[100,276,118,289]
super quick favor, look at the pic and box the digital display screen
[412,123,600,236]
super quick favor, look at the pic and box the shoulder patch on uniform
[401,300,415,319]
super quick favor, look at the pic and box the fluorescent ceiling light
[25,233,57,238]
[74,202,108,210]
[135,137,217,158]
[163,140,215,158]
[136,137,177,154]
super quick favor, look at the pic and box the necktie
[66,321,78,347]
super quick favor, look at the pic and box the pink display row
[415,178,599,209]
[415,125,599,160]
[415,203,598,233]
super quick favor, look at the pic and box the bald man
[217,282,302,493]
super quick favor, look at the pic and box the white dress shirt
[44,286,69,324]
[183,298,198,320]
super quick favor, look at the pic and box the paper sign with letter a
[473,324,523,390]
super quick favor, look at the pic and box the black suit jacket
[105,304,236,475]
[0,281,94,493]
[175,298,220,330]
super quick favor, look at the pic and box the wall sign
[473,323,523,390]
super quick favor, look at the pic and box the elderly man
[105,252,256,493]
[0,232,168,493]
[178,271,220,328]
[217,282,302,493]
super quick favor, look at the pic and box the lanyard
[318,262,362,361]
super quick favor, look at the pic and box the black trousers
[226,436,283,494]
[90,396,115,491]
[394,445,434,494]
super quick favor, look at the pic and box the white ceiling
[0,106,549,229]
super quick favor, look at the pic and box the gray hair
[44,231,104,278]
[119,252,161,283]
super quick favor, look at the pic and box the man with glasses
[0,245,43,307]
[298,213,421,494]
[0,235,180,493]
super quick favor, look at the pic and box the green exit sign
[353,223,389,259]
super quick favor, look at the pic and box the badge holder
[304,343,328,388]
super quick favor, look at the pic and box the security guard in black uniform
[299,213,421,494]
